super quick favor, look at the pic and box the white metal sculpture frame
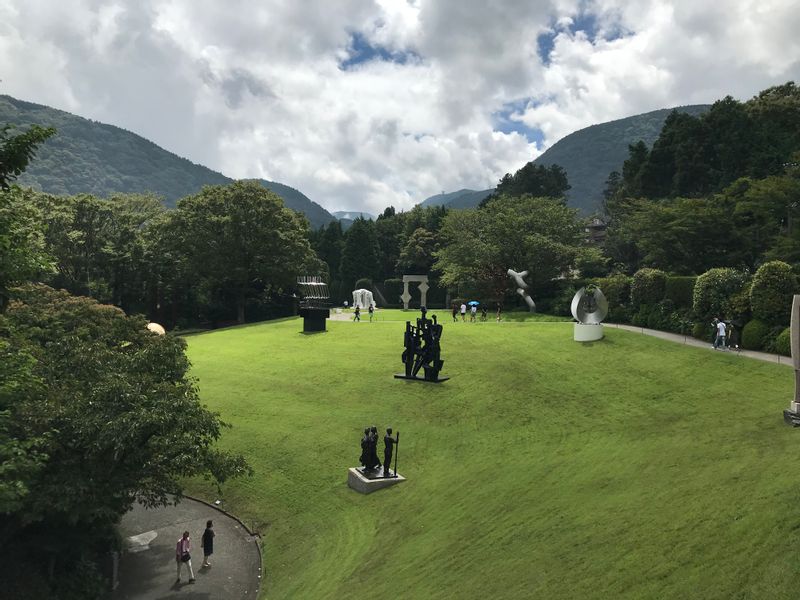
[571,286,608,341]
[507,269,535,312]
[352,288,376,310]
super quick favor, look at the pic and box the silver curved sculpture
[571,287,608,325]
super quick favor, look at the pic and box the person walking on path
[713,318,727,350]
[451,303,458,322]
[368,304,374,322]
[201,520,215,567]
[481,306,487,322]
[176,531,196,583]
[354,306,361,322]
[460,303,467,322]
[470,304,477,322]
[496,302,502,322]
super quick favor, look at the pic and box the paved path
[114,498,262,600]
[609,323,792,367]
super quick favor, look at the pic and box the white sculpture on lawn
[571,286,608,341]
[507,269,535,311]
[352,289,376,310]
[400,275,429,310]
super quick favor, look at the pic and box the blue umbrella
[467,300,480,306]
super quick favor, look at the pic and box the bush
[741,319,770,350]
[692,321,713,342]
[608,305,632,324]
[750,260,798,326]
[354,278,373,291]
[631,268,667,308]
[692,268,750,323]
[592,274,631,309]
[383,278,403,305]
[664,276,697,309]
[773,327,791,356]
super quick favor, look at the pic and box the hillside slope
[419,105,710,214]
[0,95,336,228]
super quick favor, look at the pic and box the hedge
[354,278,373,291]
[774,327,791,357]
[664,276,697,309]
[741,319,770,350]
[692,268,749,323]
[631,268,667,308]
[750,260,798,326]
[383,279,404,305]
[591,274,631,309]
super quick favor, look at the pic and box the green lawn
[185,316,799,599]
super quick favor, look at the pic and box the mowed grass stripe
[185,314,798,599]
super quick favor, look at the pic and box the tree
[339,216,381,289]
[0,124,55,189]
[174,181,319,323]
[481,163,570,206]
[435,195,583,299]
[0,284,250,543]
[396,227,439,274]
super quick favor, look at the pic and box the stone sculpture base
[299,307,330,332]
[574,323,604,342]
[347,467,406,494]
[394,374,449,383]
[783,406,800,427]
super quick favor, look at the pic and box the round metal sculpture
[571,286,608,341]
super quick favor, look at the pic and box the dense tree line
[603,82,800,276]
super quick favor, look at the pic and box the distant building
[585,217,607,245]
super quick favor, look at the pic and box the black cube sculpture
[297,276,330,333]
[394,307,448,383]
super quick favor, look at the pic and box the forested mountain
[420,188,493,209]
[420,105,710,214]
[0,95,336,228]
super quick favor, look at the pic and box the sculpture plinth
[297,276,331,333]
[783,295,800,426]
[574,323,604,341]
[347,468,406,494]
[299,307,330,332]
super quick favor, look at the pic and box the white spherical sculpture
[571,287,608,341]
[146,322,166,335]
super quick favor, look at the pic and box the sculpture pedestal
[574,323,604,342]
[347,467,406,494]
[299,307,329,332]
[394,374,449,383]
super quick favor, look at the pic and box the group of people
[451,302,501,322]
[712,317,736,350]
[359,426,399,478]
[175,520,216,584]
[353,304,375,322]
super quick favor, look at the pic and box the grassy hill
[185,313,796,599]
[420,106,710,215]
[0,95,336,229]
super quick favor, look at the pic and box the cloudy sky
[1,0,798,214]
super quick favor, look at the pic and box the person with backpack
[175,531,195,583]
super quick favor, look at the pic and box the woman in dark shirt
[201,520,215,567]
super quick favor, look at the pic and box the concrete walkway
[609,323,792,367]
[114,497,262,599]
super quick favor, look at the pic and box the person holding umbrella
[469,302,478,322]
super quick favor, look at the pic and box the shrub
[664,276,697,309]
[750,260,798,326]
[354,278,373,291]
[741,319,770,350]
[692,268,750,323]
[773,327,791,356]
[692,321,712,342]
[631,268,667,309]
[383,278,404,305]
[608,305,632,324]
[592,274,631,309]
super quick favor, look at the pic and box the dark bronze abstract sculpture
[297,275,330,333]
[394,307,449,382]
[383,429,398,478]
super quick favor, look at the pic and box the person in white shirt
[470,304,477,322]
[460,303,467,322]
[713,318,727,350]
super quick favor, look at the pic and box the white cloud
[0,0,798,214]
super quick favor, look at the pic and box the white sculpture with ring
[507,269,535,311]
[571,286,608,341]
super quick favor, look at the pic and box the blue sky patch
[494,101,545,147]
[339,32,419,70]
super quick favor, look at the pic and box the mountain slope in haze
[419,188,492,209]
[0,95,336,228]
[419,105,711,214]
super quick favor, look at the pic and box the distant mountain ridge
[0,95,337,229]
[420,105,711,214]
